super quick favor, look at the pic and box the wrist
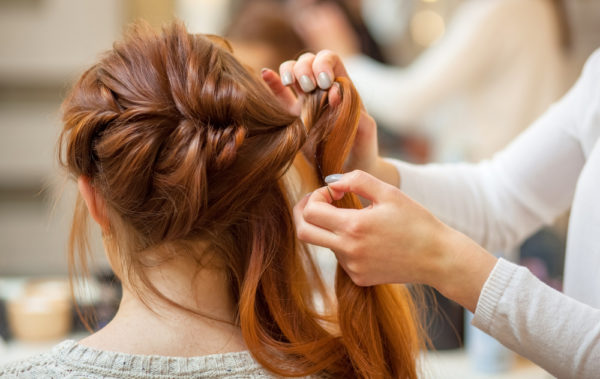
[369,158,400,187]
[418,223,455,289]
[427,227,498,312]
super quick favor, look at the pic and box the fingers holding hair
[278,50,349,93]
[293,53,318,93]
[293,191,341,248]
[326,170,397,204]
[312,50,348,86]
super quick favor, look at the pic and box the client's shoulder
[0,340,329,378]
[0,341,72,378]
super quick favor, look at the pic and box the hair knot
[206,124,247,170]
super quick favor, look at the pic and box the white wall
[0,0,123,275]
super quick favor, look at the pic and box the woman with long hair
[0,22,422,378]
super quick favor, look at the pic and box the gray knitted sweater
[0,340,318,378]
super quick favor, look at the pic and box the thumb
[326,170,393,204]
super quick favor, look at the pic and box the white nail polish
[325,174,343,184]
[299,75,316,92]
[317,72,332,89]
[281,71,293,86]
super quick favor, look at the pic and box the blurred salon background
[1,0,599,377]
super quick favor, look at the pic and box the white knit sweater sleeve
[473,259,600,378]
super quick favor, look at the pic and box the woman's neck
[80,254,246,356]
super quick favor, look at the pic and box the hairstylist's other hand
[293,170,497,312]
[262,51,398,186]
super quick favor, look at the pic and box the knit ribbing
[472,258,517,333]
[0,340,320,378]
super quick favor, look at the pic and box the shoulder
[567,49,600,109]
[454,0,554,29]
[0,350,62,378]
[582,49,600,78]
[0,340,106,378]
[482,0,553,16]
[0,340,329,378]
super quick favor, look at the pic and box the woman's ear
[78,176,110,231]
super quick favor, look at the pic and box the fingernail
[324,173,343,184]
[317,72,332,89]
[299,75,316,92]
[261,68,268,74]
[281,71,293,86]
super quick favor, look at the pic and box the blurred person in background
[222,0,387,73]
[296,0,571,163]
[288,0,388,63]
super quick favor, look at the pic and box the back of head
[60,21,422,378]
[61,22,301,246]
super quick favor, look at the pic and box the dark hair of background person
[313,0,386,62]
[225,0,307,70]
[228,0,386,64]
[58,21,423,378]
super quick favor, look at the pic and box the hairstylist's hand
[293,170,498,312]
[262,51,398,186]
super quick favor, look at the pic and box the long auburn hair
[59,21,422,378]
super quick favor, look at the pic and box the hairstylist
[261,48,600,378]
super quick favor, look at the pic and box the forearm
[431,227,497,312]
[385,50,592,252]
[473,259,600,378]
[425,228,600,377]
[391,158,545,253]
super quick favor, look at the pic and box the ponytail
[240,78,422,378]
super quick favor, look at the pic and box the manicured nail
[325,173,343,184]
[299,75,316,92]
[281,71,293,86]
[317,72,332,89]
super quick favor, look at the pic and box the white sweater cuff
[472,258,518,332]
